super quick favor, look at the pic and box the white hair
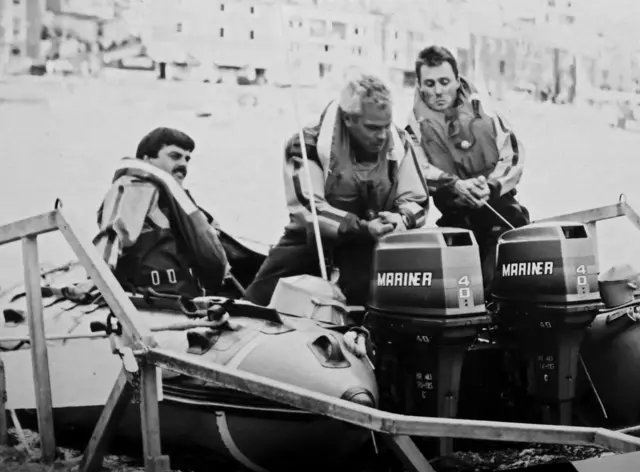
[338,73,392,117]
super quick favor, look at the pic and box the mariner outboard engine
[492,221,601,425]
[364,228,491,455]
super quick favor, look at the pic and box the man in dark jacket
[93,127,230,297]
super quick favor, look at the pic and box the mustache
[173,166,187,176]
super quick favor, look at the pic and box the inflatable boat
[0,231,378,472]
[4,202,640,471]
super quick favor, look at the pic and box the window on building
[309,19,326,37]
[250,6,255,14]
[220,3,225,11]
[13,0,20,5]
[331,22,347,40]
[324,45,329,52]
[176,23,182,33]
[394,31,399,40]
[393,52,398,60]
[250,30,255,39]
[220,28,225,38]
[354,27,359,35]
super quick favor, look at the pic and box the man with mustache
[93,127,230,298]
[244,74,429,307]
[406,45,530,297]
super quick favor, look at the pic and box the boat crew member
[93,127,230,298]
[406,45,530,296]
[244,74,429,306]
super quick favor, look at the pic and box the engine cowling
[368,227,486,317]
[491,221,601,426]
[364,227,491,455]
[492,221,600,305]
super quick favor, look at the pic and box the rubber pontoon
[0,232,378,472]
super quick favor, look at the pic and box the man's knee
[244,277,278,306]
[244,235,321,306]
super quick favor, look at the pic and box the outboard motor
[492,222,601,425]
[364,228,491,455]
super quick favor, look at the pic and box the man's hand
[453,178,490,208]
[367,217,395,239]
[378,211,407,232]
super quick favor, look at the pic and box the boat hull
[0,263,377,471]
[15,398,369,471]
[576,313,640,428]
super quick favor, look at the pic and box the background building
[1,0,640,100]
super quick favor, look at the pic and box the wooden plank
[0,211,58,246]
[22,236,56,464]
[0,357,7,445]
[535,203,625,225]
[0,332,108,343]
[585,222,599,267]
[382,435,436,472]
[139,363,170,472]
[54,210,155,347]
[144,348,640,450]
[594,429,640,454]
[81,368,134,472]
[623,203,640,232]
[617,424,640,435]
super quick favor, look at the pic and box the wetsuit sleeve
[486,113,525,198]
[393,131,429,229]
[284,129,371,241]
[404,123,460,192]
[93,179,157,269]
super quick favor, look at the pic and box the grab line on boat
[216,335,269,472]
[217,412,270,472]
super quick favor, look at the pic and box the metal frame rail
[0,203,638,472]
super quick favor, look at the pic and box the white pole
[276,1,328,281]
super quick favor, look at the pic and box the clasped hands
[453,176,491,208]
[367,211,406,239]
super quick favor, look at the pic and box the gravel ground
[0,427,616,472]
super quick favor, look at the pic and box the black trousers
[434,191,531,298]
[244,230,375,307]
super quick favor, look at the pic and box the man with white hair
[244,74,429,306]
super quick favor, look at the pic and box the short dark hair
[135,127,195,159]
[415,45,459,83]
